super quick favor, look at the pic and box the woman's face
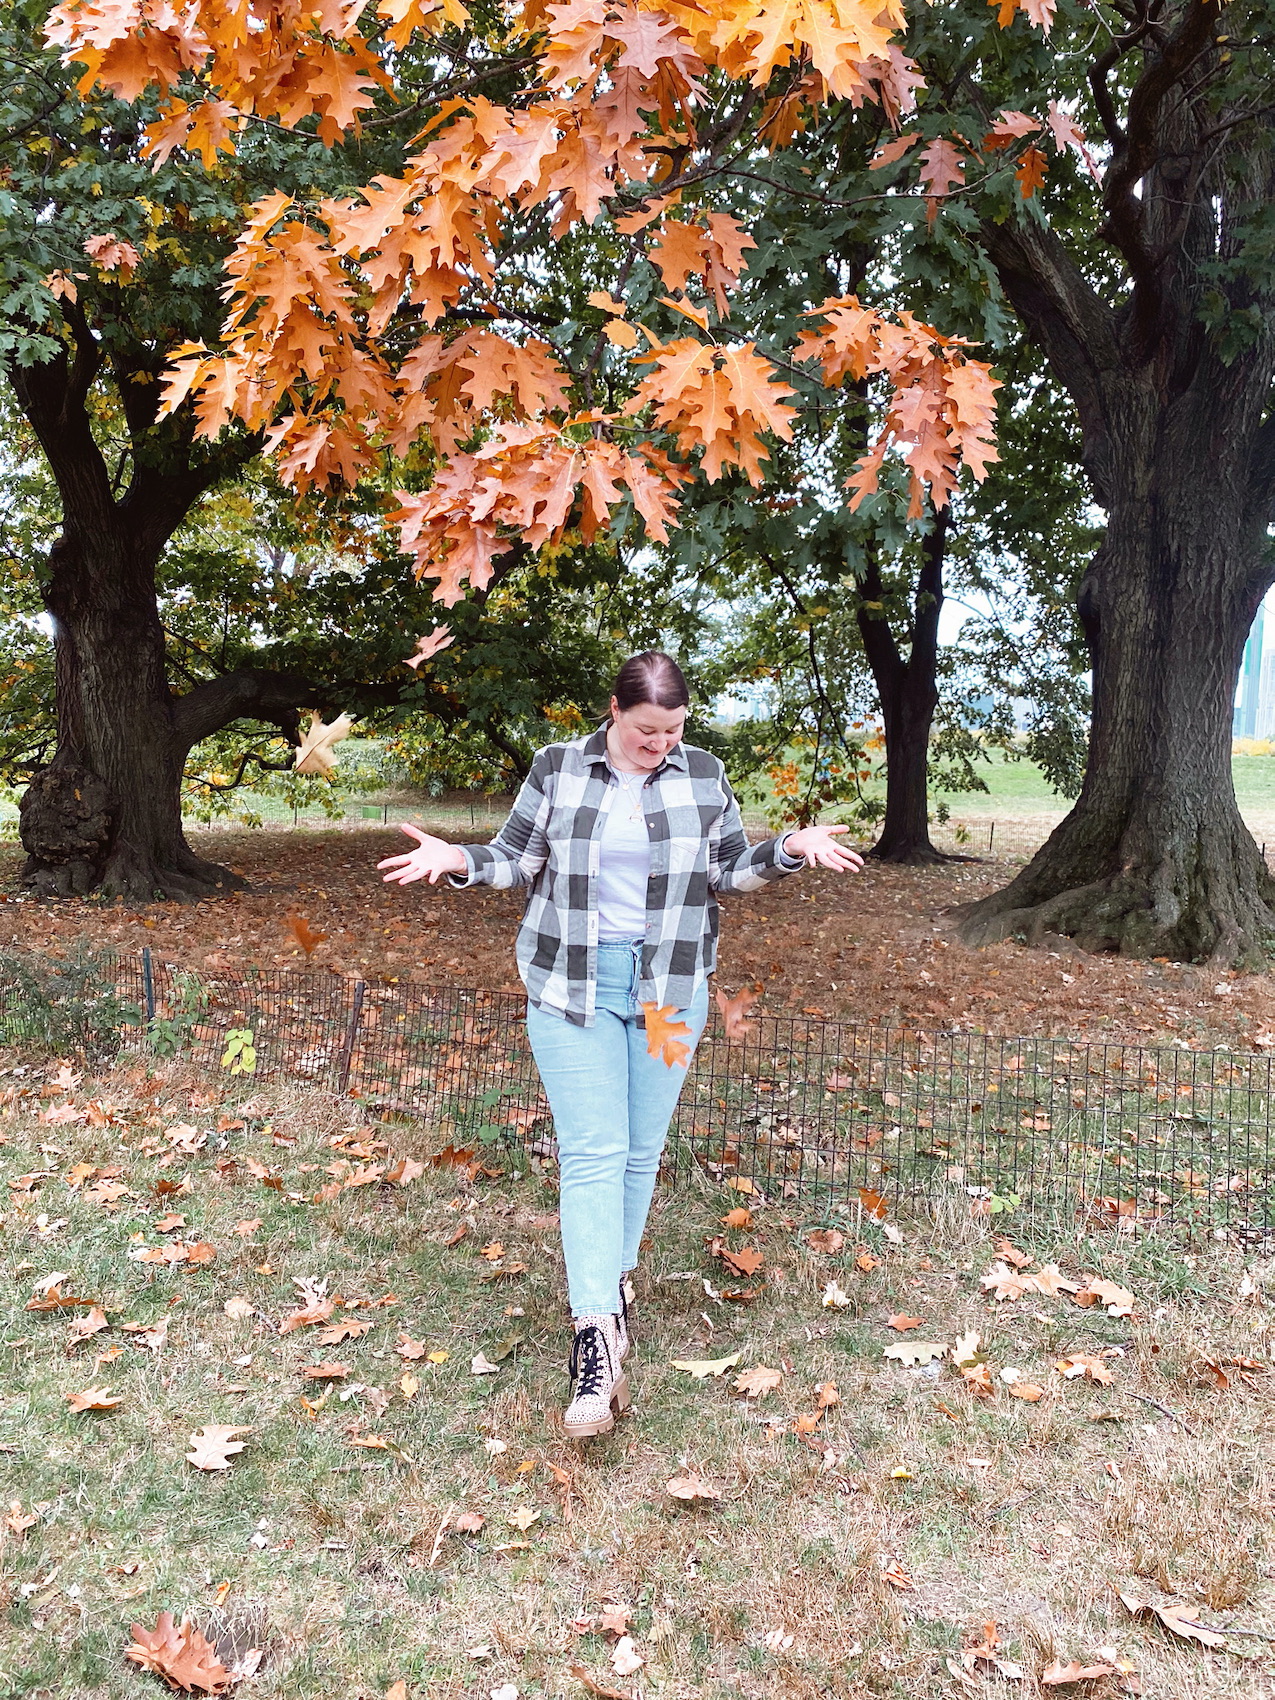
[608,697,687,771]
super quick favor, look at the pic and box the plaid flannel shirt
[451,725,803,1025]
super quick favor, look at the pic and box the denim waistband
[596,938,643,950]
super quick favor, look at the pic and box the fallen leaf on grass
[316,1318,373,1344]
[223,1297,254,1320]
[995,1238,1033,1269]
[186,1425,250,1472]
[508,1505,540,1531]
[384,1156,425,1186]
[68,1386,122,1411]
[951,1330,983,1367]
[854,1248,881,1272]
[185,1242,216,1266]
[721,1206,752,1228]
[122,1320,167,1352]
[1008,1383,1044,1402]
[858,1187,889,1221]
[471,1352,501,1375]
[26,1283,93,1312]
[232,1219,262,1238]
[667,1472,720,1501]
[717,1245,763,1278]
[733,1365,782,1399]
[67,1307,110,1345]
[126,1612,236,1695]
[1118,1593,1226,1648]
[887,1314,924,1331]
[1073,1278,1135,1317]
[347,1432,389,1450]
[821,1280,850,1309]
[815,1380,839,1409]
[1041,1659,1116,1684]
[386,1682,408,1700]
[278,1300,336,1335]
[806,1229,844,1255]
[1056,1355,1115,1386]
[430,1145,477,1171]
[396,1334,426,1359]
[454,1510,485,1532]
[884,1341,946,1366]
[670,1351,740,1378]
[399,1373,419,1400]
[1032,1264,1081,1297]
[960,1362,995,1398]
[610,1636,643,1676]
[881,1560,915,1591]
[568,1664,629,1699]
[303,1362,349,1380]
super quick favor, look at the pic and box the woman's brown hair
[611,651,690,714]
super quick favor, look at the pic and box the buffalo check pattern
[451,726,802,1025]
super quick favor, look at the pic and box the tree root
[95,841,247,905]
[869,840,981,866]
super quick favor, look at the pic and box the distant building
[1234,602,1268,738]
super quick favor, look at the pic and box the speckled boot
[563,1314,629,1439]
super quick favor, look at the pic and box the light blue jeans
[526,940,710,1316]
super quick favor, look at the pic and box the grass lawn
[1,1056,1272,1698]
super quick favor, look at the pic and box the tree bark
[959,392,1275,962]
[858,511,955,864]
[6,328,332,903]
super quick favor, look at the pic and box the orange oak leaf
[1015,143,1049,198]
[67,1385,123,1412]
[125,1613,235,1695]
[641,1002,693,1068]
[715,983,761,1039]
[285,913,328,954]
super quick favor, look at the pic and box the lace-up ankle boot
[563,1313,629,1439]
[617,1275,634,1361]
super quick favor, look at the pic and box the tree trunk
[960,429,1275,963]
[858,511,955,864]
[21,527,243,902]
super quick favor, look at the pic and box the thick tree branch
[171,668,334,752]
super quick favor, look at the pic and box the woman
[379,652,862,1437]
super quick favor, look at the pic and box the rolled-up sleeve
[710,779,804,893]
[448,752,552,890]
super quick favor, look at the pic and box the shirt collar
[581,724,688,774]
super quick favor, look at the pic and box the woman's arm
[378,752,553,890]
[711,777,863,892]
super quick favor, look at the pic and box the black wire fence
[1,948,1271,1242]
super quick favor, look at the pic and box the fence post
[141,946,156,1023]
[337,980,366,1093]
[988,822,995,853]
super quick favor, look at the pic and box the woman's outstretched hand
[377,824,468,886]
[782,823,865,873]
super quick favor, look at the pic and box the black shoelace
[569,1325,608,1399]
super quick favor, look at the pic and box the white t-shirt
[597,775,651,940]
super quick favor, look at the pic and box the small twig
[426,1500,456,1568]
[981,1484,1045,1523]
[1121,1391,1195,1433]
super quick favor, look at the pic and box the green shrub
[0,944,140,1061]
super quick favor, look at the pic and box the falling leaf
[670,1351,741,1379]
[715,984,760,1039]
[884,1341,946,1366]
[285,913,328,955]
[640,1003,693,1068]
[732,1365,782,1399]
[125,1613,236,1695]
[821,1280,850,1309]
[806,1229,844,1255]
[67,1385,122,1411]
[294,711,353,776]
[857,1188,889,1221]
[404,624,454,669]
[186,1425,251,1472]
[223,1297,254,1320]
[887,1314,924,1332]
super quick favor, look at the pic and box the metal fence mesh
[2,950,1271,1240]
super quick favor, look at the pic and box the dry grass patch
[0,1054,1272,1698]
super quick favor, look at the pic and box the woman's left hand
[782,824,865,872]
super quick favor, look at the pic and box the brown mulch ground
[3,825,1274,1049]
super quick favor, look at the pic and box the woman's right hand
[377,824,468,886]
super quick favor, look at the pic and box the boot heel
[610,1373,632,1413]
